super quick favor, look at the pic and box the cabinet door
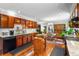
[21,19,26,29]
[16,36,20,47]
[33,22,37,28]
[16,35,23,47]
[19,36,23,46]
[15,17,21,24]
[23,35,28,44]
[32,22,34,28]
[26,20,29,28]
[34,22,36,28]
[8,16,14,28]
[28,35,32,42]
[29,21,33,28]
[33,22,35,28]
[0,14,8,28]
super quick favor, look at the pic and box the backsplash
[0,28,37,37]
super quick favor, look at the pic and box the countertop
[0,32,37,38]
[66,37,79,56]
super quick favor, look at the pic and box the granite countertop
[66,37,79,56]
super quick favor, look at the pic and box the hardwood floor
[30,43,55,56]
[2,42,65,56]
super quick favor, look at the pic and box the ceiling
[0,3,76,22]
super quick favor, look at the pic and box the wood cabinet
[29,21,33,28]
[16,35,23,47]
[27,34,32,42]
[23,35,28,44]
[21,19,26,29]
[0,14,37,28]
[26,20,29,28]
[0,14,8,28]
[26,20,38,28]
[0,14,14,28]
[8,16,14,28]
[15,17,21,24]
[34,22,38,28]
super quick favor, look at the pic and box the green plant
[60,28,74,37]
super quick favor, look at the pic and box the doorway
[54,24,65,36]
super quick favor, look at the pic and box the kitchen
[0,3,79,56]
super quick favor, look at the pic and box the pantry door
[54,24,65,36]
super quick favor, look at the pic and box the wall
[47,20,69,33]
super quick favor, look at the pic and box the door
[54,24,65,36]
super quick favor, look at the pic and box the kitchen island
[66,37,79,56]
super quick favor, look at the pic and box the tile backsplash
[0,28,37,37]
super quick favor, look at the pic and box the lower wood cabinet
[23,35,28,44]
[16,35,23,47]
[0,34,37,55]
[27,35,32,42]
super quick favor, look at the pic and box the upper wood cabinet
[25,20,38,28]
[8,16,14,28]
[14,17,21,24]
[26,20,29,28]
[0,14,37,28]
[33,22,38,28]
[29,21,33,28]
[21,19,26,29]
[34,22,38,28]
[0,14,8,28]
